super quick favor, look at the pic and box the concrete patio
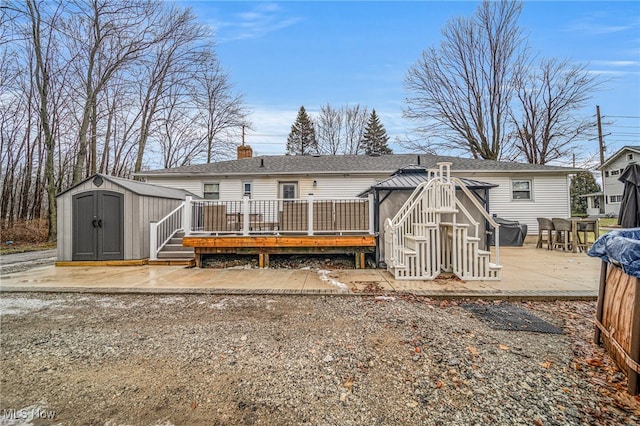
[0,244,602,299]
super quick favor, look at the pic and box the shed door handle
[92,219,98,228]
[97,219,102,228]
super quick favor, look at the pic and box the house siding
[144,172,572,235]
[458,173,570,234]
[145,175,380,199]
[602,153,634,216]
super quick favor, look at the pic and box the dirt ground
[1,293,639,425]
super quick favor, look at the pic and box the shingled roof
[136,153,579,177]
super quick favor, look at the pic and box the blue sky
[181,1,640,164]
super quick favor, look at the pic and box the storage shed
[56,174,192,263]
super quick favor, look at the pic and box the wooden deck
[183,235,376,268]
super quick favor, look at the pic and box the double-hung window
[203,183,220,200]
[512,179,532,200]
[279,182,298,200]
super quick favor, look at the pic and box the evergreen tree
[286,106,318,155]
[570,171,601,215]
[361,109,392,155]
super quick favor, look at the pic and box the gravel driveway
[0,293,638,425]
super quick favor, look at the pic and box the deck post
[307,193,314,236]
[368,193,375,235]
[149,221,158,261]
[183,196,192,235]
[242,195,250,236]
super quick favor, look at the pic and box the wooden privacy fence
[594,261,640,395]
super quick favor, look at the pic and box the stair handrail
[390,179,437,225]
[454,200,480,238]
[451,177,500,264]
[150,202,185,261]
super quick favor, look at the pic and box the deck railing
[188,194,375,236]
[150,202,185,260]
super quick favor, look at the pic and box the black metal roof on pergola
[360,164,497,196]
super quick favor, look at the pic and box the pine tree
[286,106,318,155]
[570,171,601,215]
[361,109,392,155]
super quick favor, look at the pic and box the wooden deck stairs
[384,162,502,281]
[149,231,195,266]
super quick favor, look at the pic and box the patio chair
[204,204,228,232]
[551,218,572,251]
[576,220,596,252]
[536,218,554,250]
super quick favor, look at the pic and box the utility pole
[596,105,606,186]
[596,106,605,167]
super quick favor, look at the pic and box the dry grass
[0,219,54,254]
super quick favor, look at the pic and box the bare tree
[343,104,369,155]
[510,58,602,164]
[156,84,204,168]
[62,0,164,183]
[404,0,526,160]
[132,6,209,174]
[191,50,250,163]
[315,103,369,155]
[316,103,343,155]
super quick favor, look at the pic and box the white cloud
[591,60,639,67]
[209,3,302,43]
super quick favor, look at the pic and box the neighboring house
[136,148,581,236]
[599,145,640,217]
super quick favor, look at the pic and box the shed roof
[136,153,580,178]
[56,174,195,200]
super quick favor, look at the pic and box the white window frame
[242,181,252,198]
[511,179,533,201]
[610,169,620,176]
[203,182,220,200]
[628,153,634,161]
[610,195,622,203]
[279,181,298,200]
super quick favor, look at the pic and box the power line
[603,115,640,119]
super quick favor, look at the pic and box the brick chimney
[237,125,252,159]
[237,144,253,159]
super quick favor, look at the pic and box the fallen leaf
[415,346,421,353]
[436,380,442,389]
[539,360,552,369]
[467,346,479,356]
[343,377,354,391]
[191,402,198,409]
[499,344,510,351]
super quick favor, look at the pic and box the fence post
[184,196,192,235]
[150,221,158,261]
[243,195,250,236]
[307,193,314,236]
[368,193,375,235]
